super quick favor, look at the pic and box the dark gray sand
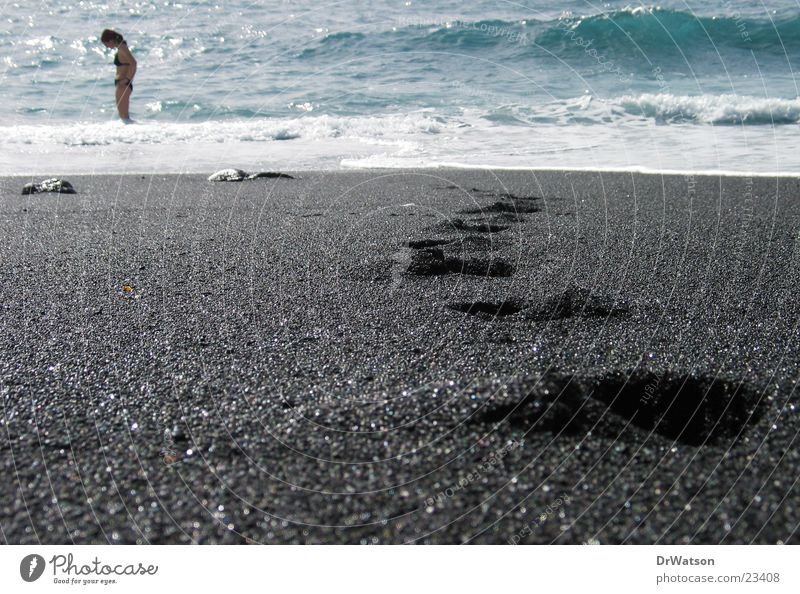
[0,169,798,544]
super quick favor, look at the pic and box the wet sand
[0,169,798,544]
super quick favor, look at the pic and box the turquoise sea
[2,0,800,174]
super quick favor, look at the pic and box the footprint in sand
[445,286,628,321]
[525,285,630,321]
[431,218,509,234]
[471,371,765,447]
[406,247,514,278]
[406,238,455,249]
[446,299,526,318]
[458,200,541,216]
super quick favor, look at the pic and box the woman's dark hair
[101,29,124,44]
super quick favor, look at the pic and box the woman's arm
[119,44,137,80]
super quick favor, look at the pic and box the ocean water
[2,0,800,175]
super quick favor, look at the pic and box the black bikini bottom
[114,79,133,91]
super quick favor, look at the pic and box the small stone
[21,178,77,195]
[208,168,249,182]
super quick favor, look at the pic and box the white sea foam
[487,94,800,126]
[3,103,800,175]
[0,112,447,148]
[612,93,800,125]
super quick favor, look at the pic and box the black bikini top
[113,41,129,66]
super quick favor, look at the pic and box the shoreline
[4,165,800,180]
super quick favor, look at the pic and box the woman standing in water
[100,29,136,123]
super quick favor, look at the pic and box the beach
[0,169,798,544]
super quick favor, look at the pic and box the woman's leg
[115,82,132,121]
